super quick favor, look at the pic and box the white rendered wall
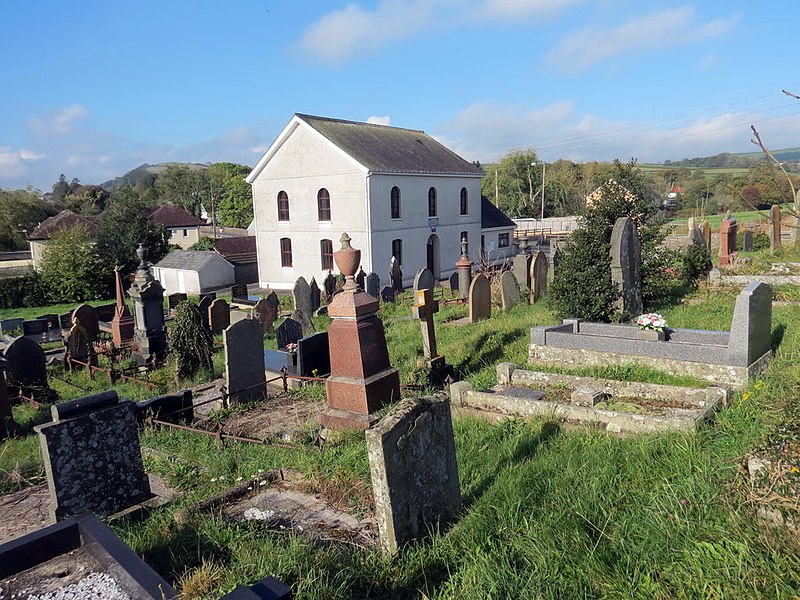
[197,259,235,292]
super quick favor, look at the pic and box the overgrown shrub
[168,301,213,380]
[189,236,215,251]
[736,230,770,252]
[678,243,712,284]
[0,273,48,308]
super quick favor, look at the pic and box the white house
[152,250,235,295]
[246,114,515,289]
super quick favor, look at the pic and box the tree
[206,162,253,228]
[155,165,208,216]
[481,150,542,217]
[38,224,110,303]
[51,174,70,203]
[0,189,56,251]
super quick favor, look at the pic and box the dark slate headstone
[309,277,321,312]
[36,314,59,331]
[323,271,337,301]
[200,291,217,302]
[198,295,213,329]
[230,283,248,300]
[743,230,754,252]
[413,267,435,292]
[449,272,459,294]
[390,257,403,293]
[365,395,460,555]
[314,305,328,317]
[22,319,48,337]
[168,293,188,311]
[71,303,100,341]
[729,281,772,366]
[264,349,295,375]
[552,246,563,276]
[276,317,304,350]
[59,313,73,330]
[4,336,47,386]
[96,303,116,322]
[380,286,396,303]
[610,216,643,318]
[218,576,291,600]
[366,272,380,299]
[355,267,366,292]
[297,332,330,377]
[209,298,231,334]
[136,389,194,425]
[292,276,312,317]
[224,319,266,404]
[35,399,152,521]
[1,318,24,334]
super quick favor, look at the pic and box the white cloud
[27,104,89,135]
[367,115,392,125]
[546,6,739,74]
[475,0,583,21]
[18,149,44,161]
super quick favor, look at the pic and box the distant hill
[101,162,207,190]
[662,147,800,169]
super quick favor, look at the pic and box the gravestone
[229,309,249,325]
[22,319,48,338]
[309,277,321,312]
[468,273,491,323]
[95,303,116,322]
[689,225,705,246]
[290,308,315,337]
[197,295,213,329]
[111,268,134,347]
[59,313,72,330]
[703,220,712,252]
[0,365,12,440]
[71,304,100,342]
[449,272,459,294]
[356,267,366,291]
[743,230,754,252]
[65,324,93,366]
[1,318,23,334]
[209,298,231,334]
[4,336,47,386]
[610,216,643,318]
[552,246,563,276]
[719,218,737,266]
[412,288,439,360]
[413,267,435,292]
[390,257,404,293]
[36,314,59,331]
[230,283,248,301]
[252,297,276,335]
[276,317,303,350]
[729,281,773,367]
[530,251,548,302]
[128,245,167,364]
[292,276,312,317]
[499,271,521,310]
[771,204,782,250]
[323,271,337,301]
[380,286,396,303]
[199,291,217,302]
[366,272,380,299]
[297,332,330,377]
[35,394,151,521]
[168,293,188,311]
[511,254,532,289]
[365,395,460,555]
[223,319,266,404]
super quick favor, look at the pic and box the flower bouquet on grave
[635,313,667,332]
[285,342,298,355]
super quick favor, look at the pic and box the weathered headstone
[610,216,643,318]
[771,204,782,250]
[729,281,773,367]
[223,319,266,404]
[743,230,754,252]
[703,220,712,252]
[500,271,521,310]
[111,268,134,348]
[128,245,167,364]
[209,298,231,334]
[35,394,151,521]
[323,271,337,301]
[168,293,188,311]
[292,276,312,317]
[71,304,100,342]
[468,273,491,323]
[276,317,304,350]
[390,257,404,293]
[448,272,459,294]
[530,251,548,303]
[253,297,276,334]
[4,336,47,386]
[309,277,321,312]
[297,332,330,377]
[65,324,93,366]
[380,286,396,303]
[230,283,248,301]
[719,218,737,266]
[355,267,366,292]
[366,395,460,555]
[0,318,23,335]
[511,254,532,289]
[197,295,213,329]
[413,267,435,292]
[290,309,315,337]
[366,272,380,299]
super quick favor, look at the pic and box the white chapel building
[246,114,515,289]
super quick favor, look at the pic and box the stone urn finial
[136,243,148,268]
[334,233,361,291]
[460,236,468,257]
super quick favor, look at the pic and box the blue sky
[1,0,798,191]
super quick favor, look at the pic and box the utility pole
[495,169,499,207]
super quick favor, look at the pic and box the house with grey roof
[141,203,206,249]
[151,250,234,295]
[246,114,515,288]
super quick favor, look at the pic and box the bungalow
[141,203,206,249]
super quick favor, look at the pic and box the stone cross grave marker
[292,276,312,317]
[512,254,532,289]
[390,257,404,293]
[276,317,304,350]
[380,286,395,303]
[71,304,100,342]
[297,332,330,377]
[719,218,737,266]
[323,271,336,301]
[530,251,549,303]
[35,392,152,521]
[500,271,520,310]
[413,267,435,292]
[290,309,315,337]
[223,319,266,404]
[4,336,47,387]
[366,272,380,299]
[412,288,439,360]
[468,273,491,323]
[743,230,754,252]
[197,294,213,329]
[610,216,643,318]
[771,204,782,250]
[365,395,461,555]
[309,277,321,312]
[209,298,230,334]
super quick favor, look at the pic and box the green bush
[678,243,712,284]
[0,273,48,308]
[736,230,770,252]
[168,301,214,379]
[189,236,215,251]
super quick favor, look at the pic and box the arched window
[391,239,403,265]
[428,187,437,217]
[280,238,292,267]
[317,188,331,221]
[277,191,289,221]
[460,187,468,215]
[320,239,333,270]
[390,186,401,219]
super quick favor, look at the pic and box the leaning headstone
[743,230,754,252]
[198,294,213,330]
[366,395,460,555]
[65,324,93,365]
[290,309,315,337]
[530,251,549,303]
[719,218,737,266]
[390,257,404,293]
[71,304,100,342]
[292,276,312,317]
[253,297,276,334]
[297,332,330,377]
[355,267,366,291]
[276,317,304,350]
[1,318,24,335]
[771,204,782,250]
[468,273,491,323]
[168,293,188,311]
[223,319,266,404]
[380,286,396,303]
[4,336,47,386]
[413,267,435,292]
[209,298,231,334]
[323,271,337,301]
[448,272,459,294]
[499,271,521,310]
[610,216,643,318]
[512,254,532,289]
[35,393,151,521]
[309,277,321,312]
[366,272,380,299]
[729,281,772,367]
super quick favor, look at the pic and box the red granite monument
[320,233,401,430]
[111,267,134,347]
[719,218,737,266]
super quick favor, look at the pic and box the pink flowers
[285,342,298,354]
[636,312,667,332]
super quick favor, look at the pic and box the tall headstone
[290,309,315,337]
[292,276,312,317]
[323,271,337,301]
[743,230,754,252]
[366,395,460,555]
[4,336,47,387]
[511,254,532,289]
[389,257,404,294]
[719,217,738,266]
[610,216,643,318]
[530,251,549,303]
[309,277,321,312]
[355,267,366,292]
[703,220,712,253]
[366,272,380,299]
[499,271,520,310]
[729,281,772,367]
[468,273,491,323]
[197,295,213,330]
[413,267,436,293]
[35,394,151,521]
[321,234,400,431]
[209,298,231,334]
[65,323,94,366]
[771,204,782,250]
[253,297,277,334]
[455,237,472,301]
[552,246,563,276]
[128,245,167,364]
[111,267,134,347]
[276,317,304,350]
[223,319,266,404]
[71,304,100,342]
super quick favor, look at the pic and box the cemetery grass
[2,292,800,597]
